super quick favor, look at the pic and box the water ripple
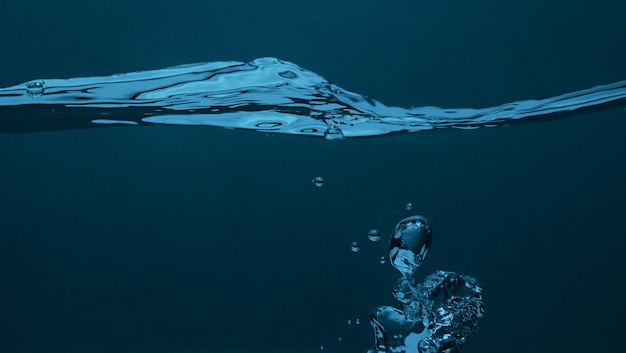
[1,57,624,137]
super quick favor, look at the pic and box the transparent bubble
[367,228,382,241]
[405,202,413,210]
[312,176,324,187]
[389,215,432,276]
[350,242,361,252]
[26,80,45,98]
[356,319,361,325]
[348,319,352,325]
[379,256,386,264]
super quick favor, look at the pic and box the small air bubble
[405,202,413,210]
[350,242,360,252]
[312,176,324,187]
[26,80,45,98]
[368,228,382,242]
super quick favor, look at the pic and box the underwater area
[1,1,625,352]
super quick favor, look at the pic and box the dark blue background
[1,1,625,352]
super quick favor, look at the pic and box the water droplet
[26,80,45,98]
[380,256,386,264]
[367,228,381,242]
[312,176,324,187]
[356,319,361,325]
[350,242,360,252]
[324,125,344,140]
[389,215,432,276]
[405,202,413,210]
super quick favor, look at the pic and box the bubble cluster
[369,215,485,353]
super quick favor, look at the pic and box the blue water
[1,1,625,353]
[2,57,625,137]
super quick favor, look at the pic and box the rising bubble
[312,176,324,187]
[405,202,413,210]
[370,272,485,353]
[369,215,484,353]
[389,215,432,277]
[367,228,382,242]
[350,242,361,252]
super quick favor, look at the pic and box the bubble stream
[369,215,484,353]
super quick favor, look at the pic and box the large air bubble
[389,215,432,277]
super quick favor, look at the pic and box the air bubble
[367,228,381,241]
[405,202,413,210]
[356,319,360,325]
[371,271,485,353]
[389,215,432,276]
[350,242,360,252]
[380,256,386,264]
[26,80,45,98]
[312,176,324,187]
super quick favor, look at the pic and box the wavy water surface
[1,57,625,138]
